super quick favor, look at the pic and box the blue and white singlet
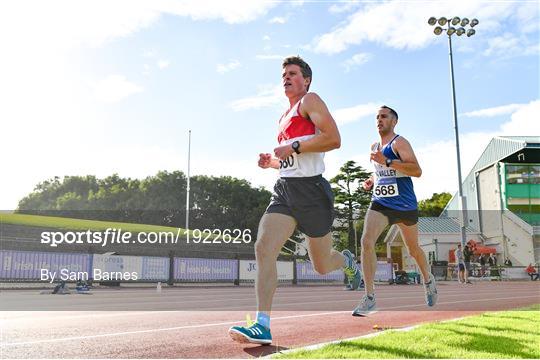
[371,135,417,211]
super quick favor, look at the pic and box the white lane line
[0,311,176,322]
[4,282,537,297]
[0,311,347,347]
[3,290,532,322]
[0,288,509,321]
[4,287,534,312]
[1,295,538,347]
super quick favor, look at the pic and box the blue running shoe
[342,250,362,290]
[228,322,272,345]
[425,274,438,307]
[352,294,377,316]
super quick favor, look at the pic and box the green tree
[17,172,271,236]
[418,192,452,217]
[330,161,372,252]
[189,175,270,234]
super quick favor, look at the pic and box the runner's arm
[388,137,422,177]
[363,142,377,191]
[296,92,341,153]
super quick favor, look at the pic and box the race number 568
[374,184,398,197]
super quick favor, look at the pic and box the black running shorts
[369,201,418,226]
[265,175,334,238]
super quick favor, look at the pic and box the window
[506,165,529,184]
[530,165,540,185]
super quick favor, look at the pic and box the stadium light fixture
[427,16,479,248]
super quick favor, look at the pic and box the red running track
[1,281,539,358]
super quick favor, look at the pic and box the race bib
[279,153,299,171]
[374,177,399,197]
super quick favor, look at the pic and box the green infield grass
[0,212,187,235]
[275,304,540,359]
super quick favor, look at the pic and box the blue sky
[1,0,539,209]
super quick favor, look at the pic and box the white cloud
[342,52,372,72]
[92,75,143,103]
[263,35,271,41]
[162,0,277,24]
[269,16,287,24]
[514,1,540,34]
[499,100,540,134]
[483,33,539,58]
[311,1,535,54]
[461,103,527,118]
[329,2,361,14]
[142,64,151,76]
[157,59,171,69]
[0,0,278,209]
[143,49,156,58]
[230,85,286,111]
[216,60,241,74]
[333,102,380,126]
[5,0,275,51]
[290,0,305,7]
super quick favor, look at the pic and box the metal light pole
[185,130,191,231]
[428,16,479,248]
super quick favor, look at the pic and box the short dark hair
[282,55,312,91]
[381,105,398,120]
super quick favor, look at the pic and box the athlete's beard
[378,128,392,137]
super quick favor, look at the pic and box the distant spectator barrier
[0,250,90,280]
[1,249,395,284]
[296,260,342,282]
[239,260,293,282]
[174,258,236,282]
[93,254,169,281]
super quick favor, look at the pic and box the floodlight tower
[428,16,479,248]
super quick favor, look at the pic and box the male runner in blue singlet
[353,105,437,316]
[228,56,362,345]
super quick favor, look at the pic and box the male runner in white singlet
[352,105,437,316]
[228,56,362,345]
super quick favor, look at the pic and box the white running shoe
[352,294,377,316]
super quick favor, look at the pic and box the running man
[354,105,437,316]
[228,56,362,345]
